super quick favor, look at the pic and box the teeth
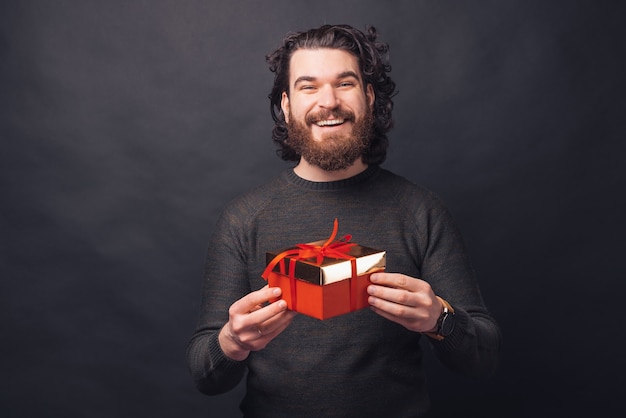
[316,119,344,127]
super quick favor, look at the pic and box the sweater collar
[283,164,380,191]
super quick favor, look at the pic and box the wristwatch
[424,296,455,341]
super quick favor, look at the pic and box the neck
[293,158,368,182]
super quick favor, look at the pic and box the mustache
[305,109,355,125]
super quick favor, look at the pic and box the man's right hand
[218,285,297,361]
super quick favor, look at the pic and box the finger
[367,284,419,307]
[246,297,289,327]
[369,304,406,326]
[370,272,424,291]
[368,297,431,333]
[239,310,297,354]
[368,293,423,319]
[226,302,292,351]
[232,286,283,314]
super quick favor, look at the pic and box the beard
[286,107,375,171]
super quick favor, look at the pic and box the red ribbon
[262,219,359,312]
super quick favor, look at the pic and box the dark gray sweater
[187,165,501,417]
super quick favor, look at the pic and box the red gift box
[262,219,386,320]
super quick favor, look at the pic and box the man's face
[280,48,375,171]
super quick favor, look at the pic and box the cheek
[288,103,310,122]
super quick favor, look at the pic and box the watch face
[440,312,456,336]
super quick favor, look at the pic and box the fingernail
[370,274,379,282]
[278,300,287,308]
[272,287,281,296]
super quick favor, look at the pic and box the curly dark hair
[266,24,397,165]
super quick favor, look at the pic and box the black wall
[2,1,624,417]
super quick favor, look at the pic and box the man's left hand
[367,272,442,333]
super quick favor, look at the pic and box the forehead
[288,48,361,85]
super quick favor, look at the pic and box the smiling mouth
[315,119,345,127]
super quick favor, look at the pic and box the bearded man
[187,24,501,418]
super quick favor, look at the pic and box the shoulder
[216,171,292,226]
[376,167,447,210]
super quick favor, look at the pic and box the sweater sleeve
[417,191,501,378]
[185,206,252,395]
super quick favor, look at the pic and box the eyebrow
[293,71,361,88]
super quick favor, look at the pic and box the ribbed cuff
[429,307,470,352]
[207,330,247,369]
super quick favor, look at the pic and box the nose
[317,85,340,109]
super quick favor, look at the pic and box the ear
[366,84,375,109]
[281,91,290,123]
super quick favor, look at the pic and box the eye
[339,81,355,88]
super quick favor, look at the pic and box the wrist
[218,324,250,361]
[423,296,456,341]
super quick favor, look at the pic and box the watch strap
[423,296,454,341]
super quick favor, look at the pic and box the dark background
[2,1,625,417]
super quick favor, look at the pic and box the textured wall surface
[2,1,624,417]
